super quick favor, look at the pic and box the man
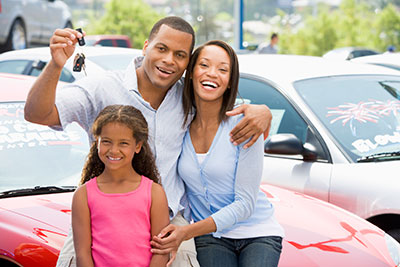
[25,16,271,267]
[258,33,279,54]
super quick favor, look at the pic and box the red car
[1,73,399,267]
[84,35,133,48]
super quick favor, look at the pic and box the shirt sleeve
[211,125,264,236]
[51,77,102,134]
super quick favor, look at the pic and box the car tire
[1,19,27,52]
[387,228,400,243]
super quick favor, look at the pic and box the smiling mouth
[201,81,218,89]
[107,156,122,161]
[157,66,174,75]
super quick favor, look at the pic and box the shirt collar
[123,56,144,93]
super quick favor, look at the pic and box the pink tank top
[86,176,153,267]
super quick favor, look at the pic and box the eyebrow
[156,42,189,56]
[199,57,230,66]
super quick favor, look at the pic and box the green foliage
[279,0,400,55]
[372,4,400,51]
[87,0,162,48]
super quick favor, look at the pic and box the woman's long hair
[80,105,160,185]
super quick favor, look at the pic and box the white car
[0,0,72,51]
[0,46,143,82]
[351,53,400,72]
[322,47,379,60]
[237,54,400,241]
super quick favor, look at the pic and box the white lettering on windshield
[352,131,400,153]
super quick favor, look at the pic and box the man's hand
[150,224,188,266]
[227,104,272,149]
[49,28,85,69]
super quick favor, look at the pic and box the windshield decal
[0,104,83,151]
[327,100,400,135]
[352,131,400,153]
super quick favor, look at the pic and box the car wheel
[387,228,400,242]
[2,19,27,52]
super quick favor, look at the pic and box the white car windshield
[0,102,89,192]
[295,75,400,162]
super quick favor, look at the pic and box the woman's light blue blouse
[178,115,283,238]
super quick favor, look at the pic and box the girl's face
[192,45,231,103]
[97,122,142,172]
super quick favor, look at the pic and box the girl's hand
[227,104,272,149]
[150,224,188,266]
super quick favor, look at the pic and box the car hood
[262,184,396,266]
[0,192,73,233]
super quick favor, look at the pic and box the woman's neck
[193,97,222,129]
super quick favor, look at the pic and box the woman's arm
[71,185,94,267]
[210,133,264,231]
[149,183,170,267]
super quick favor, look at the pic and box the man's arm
[24,28,84,126]
[227,104,272,149]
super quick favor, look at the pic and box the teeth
[107,156,121,161]
[202,81,217,88]
[158,67,173,74]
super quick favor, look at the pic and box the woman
[151,40,284,267]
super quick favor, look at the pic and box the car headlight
[385,233,400,266]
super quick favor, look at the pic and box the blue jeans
[195,235,282,267]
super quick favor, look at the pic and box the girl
[151,40,284,266]
[72,105,170,267]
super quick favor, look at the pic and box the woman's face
[192,45,231,104]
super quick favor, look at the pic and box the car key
[73,53,86,75]
[76,28,85,46]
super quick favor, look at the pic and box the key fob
[73,53,85,72]
[76,28,85,46]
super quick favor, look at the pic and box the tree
[373,4,400,51]
[87,0,162,48]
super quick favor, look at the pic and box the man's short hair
[271,33,278,40]
[149,16,196,54]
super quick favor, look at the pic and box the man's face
[142,25,192,90]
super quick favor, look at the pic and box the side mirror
[264,133,317,162]
[32,60,46,70]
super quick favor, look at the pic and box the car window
[295,75,400,162]
[0,60,31,75]
[97,39,114,47]
[0,102,89,192]
[115,39,129,47]
[30,66,75,83]
[238,77,309,142]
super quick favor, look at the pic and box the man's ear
[143,40,149,56]
[135,141,143,154]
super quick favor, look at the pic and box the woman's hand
[227,104,272,149]
[151,224,188,266]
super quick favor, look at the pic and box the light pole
[234,0,244,50]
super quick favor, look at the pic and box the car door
[40,0,66,42]
[238,75,333,201]
[19,0,43,43]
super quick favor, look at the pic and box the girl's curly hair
[80,105,160,185]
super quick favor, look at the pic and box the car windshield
[294,75,400,162]
[0,102,89,192]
